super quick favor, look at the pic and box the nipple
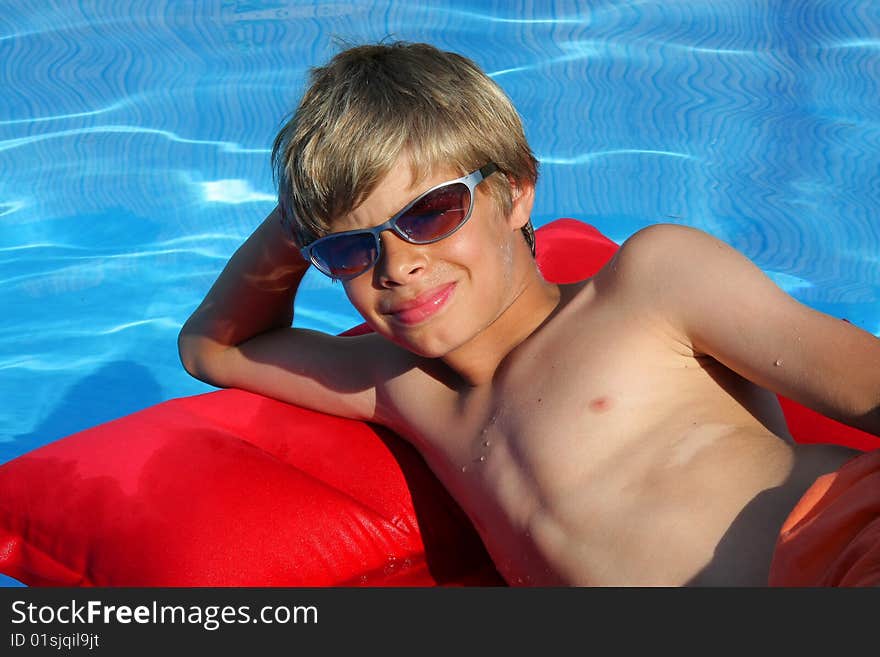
[588,396,612,413]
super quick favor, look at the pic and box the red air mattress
[0,219,874,586]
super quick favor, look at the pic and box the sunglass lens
[397,183,471,242]
[311,233,377,279]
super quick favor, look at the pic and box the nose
[375,231,426,286]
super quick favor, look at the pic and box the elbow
[177,327,228,387]
[177,331,200,379]
[177,328,205,380]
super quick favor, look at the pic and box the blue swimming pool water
[1,1,879,586]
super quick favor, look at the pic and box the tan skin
[179,158,880,586]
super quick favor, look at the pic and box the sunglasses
[299,163,499,280]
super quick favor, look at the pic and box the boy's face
[335,156,535,358]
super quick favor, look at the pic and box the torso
[376,275,857,586]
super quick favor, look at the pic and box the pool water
[1,1,879,586]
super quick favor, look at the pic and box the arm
[611,223,880,438]
[178,206,381,421]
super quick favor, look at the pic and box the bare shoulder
[607,222,723,280]
[587,223,694,313]
[597,222,880,431]
[595,222,746,311]
[356,332,463,429]
[584,222,757,357]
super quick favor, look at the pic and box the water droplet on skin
[483,440,490,447]
[479,455,486,462]
[774,359,783,367]
[461,465,467,472]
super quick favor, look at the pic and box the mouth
[384,282,457,326]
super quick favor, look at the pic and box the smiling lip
[385,283,456,326]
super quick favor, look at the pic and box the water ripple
[0,200,26,217]
[0,98,134,125]
[539,148,696,165]
[0,124,270,154]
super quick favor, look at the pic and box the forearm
[178,206,309,373]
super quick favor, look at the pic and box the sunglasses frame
[300,162,499,280]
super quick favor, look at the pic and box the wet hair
[272,41,538,255]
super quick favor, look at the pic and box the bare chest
[420,307,771,491]
[395,303,811,584]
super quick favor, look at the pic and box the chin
[389,330,456,359]
[371,319,468,359]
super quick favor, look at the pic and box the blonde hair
[272,41,538,255]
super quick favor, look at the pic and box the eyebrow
[335,173,454,233]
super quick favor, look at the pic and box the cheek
[467,216,519,276]
[450,208,512,266]
[450,236,519,319]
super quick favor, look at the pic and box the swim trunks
[768,449,880,586]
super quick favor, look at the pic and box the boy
[178,42,880,586]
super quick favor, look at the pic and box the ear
[506,177,535,231]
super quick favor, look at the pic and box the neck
[442,270,561,387]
